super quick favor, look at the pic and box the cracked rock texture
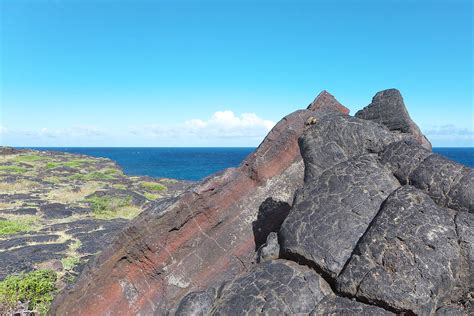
[280,154,400,278]
[51,89,473,315]
[355,88,432,150]
[50,91,349,315]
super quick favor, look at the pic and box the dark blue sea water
[27,147,473,181]
[30,147,254,181]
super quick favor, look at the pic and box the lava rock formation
[51,89,473,315]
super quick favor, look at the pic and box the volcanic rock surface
[0,149,190,291]
[51,89,472,315]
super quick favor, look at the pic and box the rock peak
[355,89,432,150]
[307,90,350,114]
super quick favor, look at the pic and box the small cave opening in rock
[252,197,291,250]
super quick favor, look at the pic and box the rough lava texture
[50,92,349,315]
[280,154,400,278]
[51,89,473,316]
[355,88,432,150]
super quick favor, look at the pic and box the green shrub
[87,196,140,220]
[0,166,27,174]
[0,270,57,315]
[0,217,36,236]
[140,181,167,192]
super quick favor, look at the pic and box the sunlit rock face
[51,89,473,316]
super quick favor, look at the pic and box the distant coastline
[16,147,474,181]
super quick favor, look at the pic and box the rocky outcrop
[50,92,349,315]
[355,88,432,150]
[51,89,473,315]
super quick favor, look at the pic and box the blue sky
[0,0,472,147]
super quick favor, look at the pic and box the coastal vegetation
[0,270,57,315]
[0,148,190,313]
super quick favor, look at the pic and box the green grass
[144,192,161,200]
[12,154,46,163]
[0,270,57,315]
[112,183,128,190]
[102,168,123,175]
[87,196,141,220]
[61,240,82,271]
[69,171,116,181]
[45,162,60,169]
[61,256,81,271]
[0,165,27,174]
[140,181,167,192]
[160,178,178,184]
[0,217,37,236]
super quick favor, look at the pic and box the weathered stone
[210,260,333,315]
[281,154,400,278]
[256,231,280,263]
[174,287,217,316]
[380,140,473,213]
[355,88,431,149]
[310,295,394,316]
[379,139,432,183]
[455,211,474,299]
[51,92,349,315]
[409,154,473,213]
[299,114,402,182]
[307,90,350,115]
[336,186,464,315]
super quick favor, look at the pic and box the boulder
[176,260,333,315]
[336,186,465,314]
[280,154,400,278]
[298,114,402,182]
[380,140,474,213]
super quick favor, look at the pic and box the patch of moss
[0,217,37,236]
[144,192,161,200]
[43,176,61,184]
[101,168,123,176]
[160,178,178,184]
[12,154,46,163]
[0,269,57,315]
[87,196,140,220]
[140,181,167,192]
[69,171,116,181]
[112,183,128,190]
[0,165,27,174]
[45,162,60,169]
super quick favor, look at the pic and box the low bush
[0,270,57,315]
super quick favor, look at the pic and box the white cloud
[2,111,275,146]
[424,124,474,146]
[425,124,474,137]
[184,111,275,139]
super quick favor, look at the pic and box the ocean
[29,147,474,181]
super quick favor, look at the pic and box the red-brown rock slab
[50,93,349,315]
